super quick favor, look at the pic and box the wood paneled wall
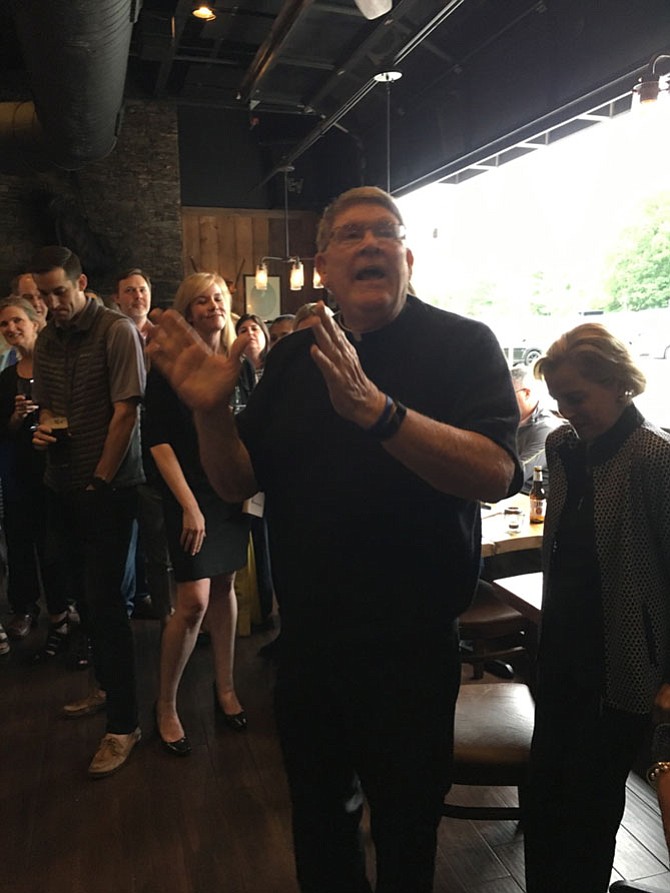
[182,207,321,318]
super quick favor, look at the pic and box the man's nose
[358,230,383,251]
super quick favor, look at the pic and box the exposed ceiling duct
[3,0,140,170]
[1,0,670,193]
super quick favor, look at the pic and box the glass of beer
[504,506,524,534]
[49,416,71,467]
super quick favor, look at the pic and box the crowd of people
[0,258,301,766]
[1,185,670,892]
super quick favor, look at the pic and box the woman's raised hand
[147,310,250,413]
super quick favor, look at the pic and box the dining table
[480,494,544,626]
[481,492,544,558]
[491,571,543,624]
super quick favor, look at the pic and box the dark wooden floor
[2,611,670,893]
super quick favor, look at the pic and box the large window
[398,100,670,426]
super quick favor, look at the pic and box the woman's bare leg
[157,577,210,741]
[208,572,243,715]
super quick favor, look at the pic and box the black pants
[524,683,650,893]
[274,629,461,893]
[45,486,139,734]
[4,488,69,617]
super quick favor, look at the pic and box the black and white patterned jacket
[543,406,670,714]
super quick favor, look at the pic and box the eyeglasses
[328,221,406,246]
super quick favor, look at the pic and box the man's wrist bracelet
[647,761,670,789]
[367,397,407,441]
[367,394,394,434]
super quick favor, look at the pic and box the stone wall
[0,99,182,306]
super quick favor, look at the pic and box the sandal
[32,620,69,664]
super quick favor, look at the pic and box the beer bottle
[529,465,546,524]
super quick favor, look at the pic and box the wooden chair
[442,681,535,821]
[458,580,533,680]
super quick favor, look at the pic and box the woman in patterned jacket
[523,323,670,893]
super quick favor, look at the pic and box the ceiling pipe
[5,0,140,170]
[238,0,316,109]
[254,0,469,192]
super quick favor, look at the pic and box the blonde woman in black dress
[146,273,253,754]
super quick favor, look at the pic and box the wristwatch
[647,761,670,789]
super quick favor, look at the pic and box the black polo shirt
[237,295,521,650]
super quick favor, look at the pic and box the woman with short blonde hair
[534,322,646,398]
[525,322,670,893]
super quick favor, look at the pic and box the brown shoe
[61,690,107,719]
[7,613,37,639]
[88,728,141,778]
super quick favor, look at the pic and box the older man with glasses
[148,186,522,893]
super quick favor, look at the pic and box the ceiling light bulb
[312,268,324,289]
[193,4,216,21]
[374,70,403,83]
[255,262,268,291]
[290,261,304,291]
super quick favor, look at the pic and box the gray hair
[316,186,405,253]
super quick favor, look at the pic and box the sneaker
[61,690,107,719]
[0,624,9,656]
[88,728,141,778]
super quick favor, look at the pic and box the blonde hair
[173,273,235,355]
[535,323,646,397]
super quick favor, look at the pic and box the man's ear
[315,252,328,289]
[111,293,120,308]
[77,273,88,293]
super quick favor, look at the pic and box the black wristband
[89,476,110,491]
[366,394,394,436]
[367,401,407,441]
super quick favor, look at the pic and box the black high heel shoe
[212,683,247,732]
[154,702,192,756]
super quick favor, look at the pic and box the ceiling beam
[154,0,191,96]
[238,0,315,106]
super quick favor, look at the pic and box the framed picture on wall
[244,275,281,321]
